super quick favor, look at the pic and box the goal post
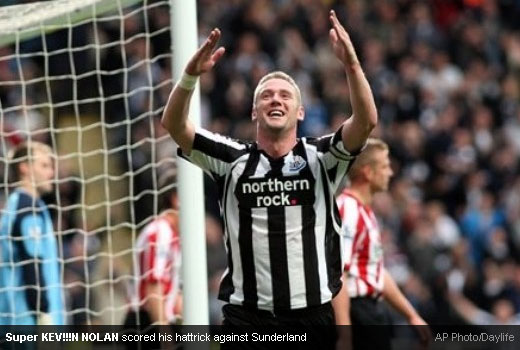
[170,0,209,326]
[0,0,208,325]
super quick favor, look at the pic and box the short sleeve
[337,195,359,270]
[177,128,249,180]
[306,126,364,192]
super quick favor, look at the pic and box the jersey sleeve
[141,244,162,284]
[177,128,249,180]
[18,213,51,315]
[306,126,364,192]
[142,221,176,283]
[337,195,359,270]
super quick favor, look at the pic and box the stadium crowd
[1,0,520,326]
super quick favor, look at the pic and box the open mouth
[268,110,284,118]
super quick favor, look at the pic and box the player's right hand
[185,28,225,76]
[328,10,359,68]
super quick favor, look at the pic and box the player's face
[30,150,54,195]
[252,78,304,136]
[369,149,393,193]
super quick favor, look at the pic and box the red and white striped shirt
[337,191,384,298]
[130,214,181,323]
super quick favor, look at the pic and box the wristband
[177,72,199,90]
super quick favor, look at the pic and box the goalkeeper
[0,142,65,325]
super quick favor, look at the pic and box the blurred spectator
[460,191,507,265]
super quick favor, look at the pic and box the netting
[0,0,176,325]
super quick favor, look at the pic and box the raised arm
[329,10,377,153]
[161,28,225,154]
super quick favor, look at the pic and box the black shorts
[221,303,336,350]
[123,309,154,328]
[121,310,179,350]
[350,297,392,350]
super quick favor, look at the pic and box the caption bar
[4,331,308,344]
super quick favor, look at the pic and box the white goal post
[0,0,208,325]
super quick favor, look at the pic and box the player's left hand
[335,327,352,350]
[409,314,432,345]
[328,10,359,68]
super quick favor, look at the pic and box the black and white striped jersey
[179,126,358,311]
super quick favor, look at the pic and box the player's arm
[332,272,350,325]
[174,292,183,320]
[328,10,377,153]
[161,28,225,154]
[142,282,167,325]
[335,197,355,326]
[332,272,352,350]
[383,269,431,343]
[17,213,56,323]
[383,269,424,323]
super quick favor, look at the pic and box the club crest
[284,155,307,173]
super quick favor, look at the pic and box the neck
[256,129,297,158]
[346,183,373,206]
[161,209,179,229]
[20,181,39,198]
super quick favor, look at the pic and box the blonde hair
[253,71,302,106]
[9,141,53,181]
[348,138,389,180]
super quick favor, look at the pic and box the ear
[362,164,373,181]
[19,162,29,179]
[297,105,305,121]
[252,107,257,121]
[171,193,179,210]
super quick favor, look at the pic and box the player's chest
[232,153,318,209]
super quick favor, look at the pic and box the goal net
[0,0,176,325]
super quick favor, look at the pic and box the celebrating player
[161,10,376,348]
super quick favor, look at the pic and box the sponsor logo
[241,178,310,194]
[237,177,313,208]
[29,226,42,240]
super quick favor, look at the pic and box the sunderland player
[124,169,182,327]
[0,142,64,325]
[161,10,376,347]
[337,138,430,349]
